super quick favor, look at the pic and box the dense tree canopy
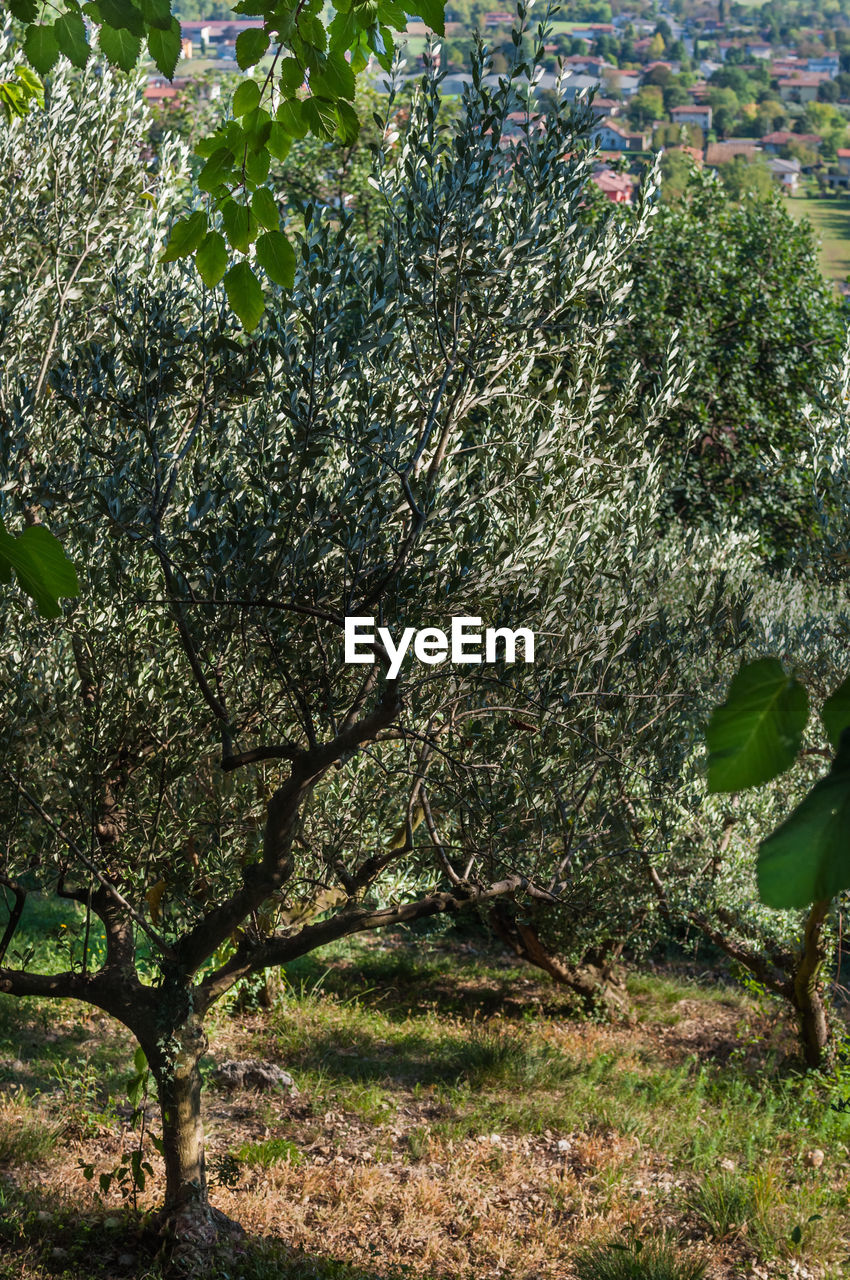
[622,167,845,564]
[0,30,188,615]
[0,39,737,1246]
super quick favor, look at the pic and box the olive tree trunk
[141,1010,243,1263]
[153,1018,208,1221]
[646,857,835,1072]
[792,899,832,1071]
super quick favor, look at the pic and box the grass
[685,1167,774,1245]
[0,929,848,1277]
[234,1136,304,1168]
[683,1165,841,1261]
[0,1095,61,1165]
[253,955,846,1167]
[787,188,850,282]
[574,1235,707,1280]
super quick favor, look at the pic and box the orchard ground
[0,919,848,1280]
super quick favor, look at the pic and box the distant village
[145,5,850,213]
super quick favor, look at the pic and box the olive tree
[492,510,850,1066]
[0,34,187,389]
[0,0,448,613]
[684,352,850,1070]
[486,519,755,1019]
[0,42,703,1249]
[0,33,185,614]
[639,559,849,1069]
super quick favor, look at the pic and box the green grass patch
[0,1098,61,1165]
[787,190,850,282]
[234,1136,304,1168]
[260,951,849,1176]
[685,1167,775,1246]
[684,1165,839,1261]
[0,929,847,1275]
[574,1235,707,1280]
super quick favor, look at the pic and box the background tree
[786,137,820,167]
[271,85,397,242]
[754,96,789,133]
[639,542,850,1069]
[643,63,672,88]
[653,120,703,149]
[628,84,664,128]
[146,69,241,154]
[719,154,775,200]
[707,86,741,137]
[657,145,701,200]
[663,81,692,111]
[696,349,850,1066]
[623,165,845,563]
[0,38,187,391]
[801,100,849,156]
[485,540,751,1020]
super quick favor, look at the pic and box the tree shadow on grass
[278,938,580,1024]
[0,1180,407,1280]
[272,1021,585,1092]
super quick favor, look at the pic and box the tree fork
[489,902,629,1017]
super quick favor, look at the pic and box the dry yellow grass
[0,943,847,1280]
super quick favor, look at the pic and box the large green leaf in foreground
[757,736,850,908]
[707,657,809,793]
[0,520,79,617]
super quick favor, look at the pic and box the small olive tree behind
[607,514,850,1069]
[680,353,850,1070]
[0,38,703,1249]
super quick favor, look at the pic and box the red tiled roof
[761,130,822,145]
[778,73,829,86]
[705,141,760,163]
[592,169,635,194]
